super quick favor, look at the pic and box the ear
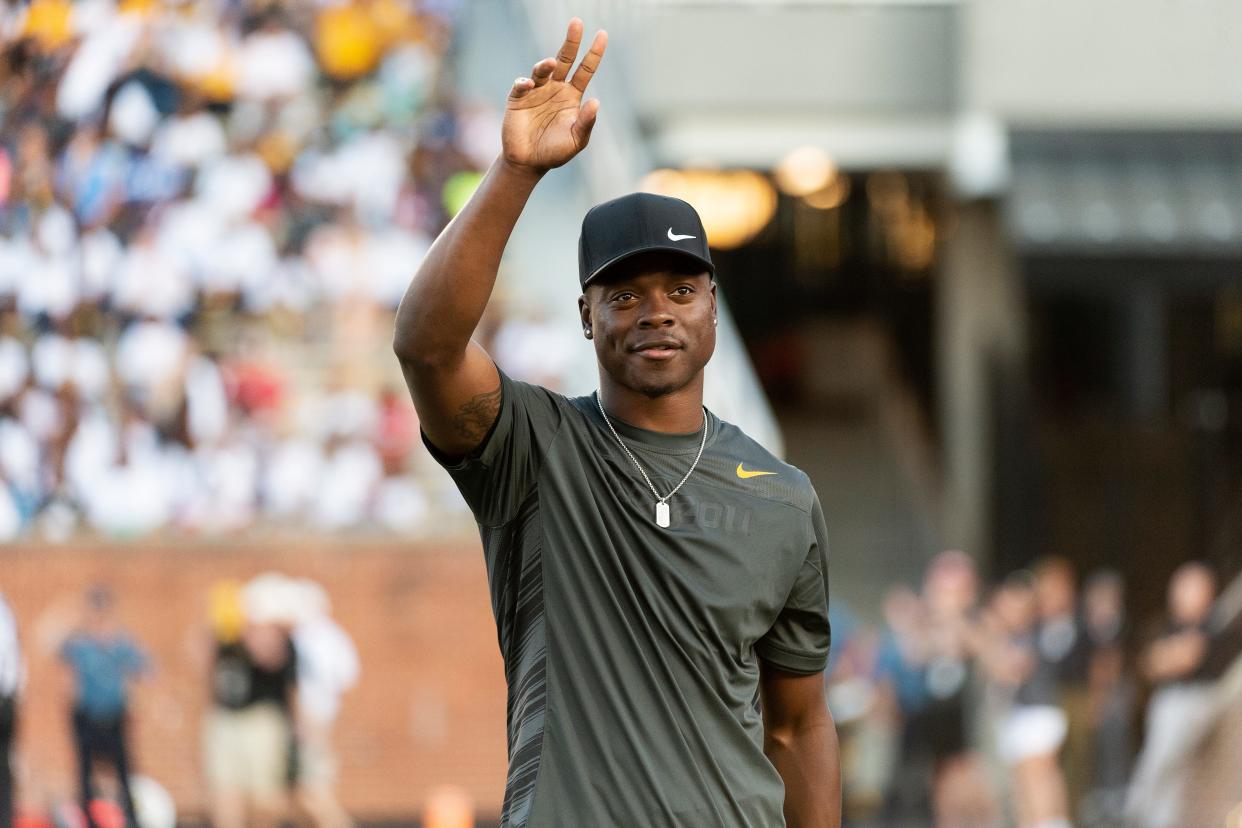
[709,280,718,318]
[578,294,592,337]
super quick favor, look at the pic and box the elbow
[392,333,418,365]
[392,335,462,375]
[764,725,798,756]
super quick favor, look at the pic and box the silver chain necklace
[594,391,708,529]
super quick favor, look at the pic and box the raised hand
[503,18,607,173]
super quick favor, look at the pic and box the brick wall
[0,540,508,822]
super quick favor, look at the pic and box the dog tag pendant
[655,501,670,528]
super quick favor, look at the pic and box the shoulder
[711,416,818,515]
[499,370,578,421]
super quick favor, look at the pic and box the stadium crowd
[0,0,564,540]
[826,553,1235,828]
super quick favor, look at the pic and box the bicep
[759,663,828,734]
[398,340,501,459]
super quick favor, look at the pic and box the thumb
[571,99,600,148]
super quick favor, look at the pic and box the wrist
[497,155,548,185]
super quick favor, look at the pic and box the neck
[598,373,705,433]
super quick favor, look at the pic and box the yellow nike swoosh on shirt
[736,463,778,479]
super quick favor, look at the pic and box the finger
[551,17,584,82]
[509,76,535,100]
[530,57,556,88]
[571,98,600,148]
[569,30,608,93]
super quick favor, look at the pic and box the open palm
[503,19,607,172]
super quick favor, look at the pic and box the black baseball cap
[578,192,715,289]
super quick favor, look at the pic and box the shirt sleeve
[756,496,832,675]
[421,367,565,527]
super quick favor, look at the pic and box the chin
[627,368,695,399]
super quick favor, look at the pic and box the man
[204,577,300,828]
[57,586,148,828]
[393,18,840,828]
[1,590,21,828]
[1125,561,1219,828]
[290,580,359,828]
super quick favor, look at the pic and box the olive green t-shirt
[426,370,831,827]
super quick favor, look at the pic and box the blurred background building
[2,0,1241,825]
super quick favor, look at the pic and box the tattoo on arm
[450,385,502,443]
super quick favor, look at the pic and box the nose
[637,293,676,328]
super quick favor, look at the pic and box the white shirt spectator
[157,197,225,287]
[56,12,141,121]
[150,111,227,168]
[299,388,379,441]
[196,437,260,531]
[114,237,195,320]
[243,256,316,314]
[0,234,36,301]
[109,79,160,147]
[294,614,359,725]
[304,222,364,300]
[292,131,406,219]
[311,441,381,530]
[236,27,315,102]
[262,437,323,519]
[374,474,429,533]
[18,387,61,444]
[158,7,230,83]
[31,335,110,398]
[65,405,117,500]
[0,337,28,402]
[84,452,173,535]
[196,153,272,222]
[80,227,123,303]
[493,313,578,389]
[0,417,40,497]
[37,204,77,256]
[116,320,189,393]
[19,251,80,321]
[365,227,429,308]
[185,355,229,447]
[201,220,277,296]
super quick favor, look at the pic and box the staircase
[779,317,942,623]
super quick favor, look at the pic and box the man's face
[579,252,716,399]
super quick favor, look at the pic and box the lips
[630,339,683,360]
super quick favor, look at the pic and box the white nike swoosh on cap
[667,228,696,241]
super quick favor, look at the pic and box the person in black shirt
[203,584,298,828]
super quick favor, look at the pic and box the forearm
[765,711,841,828]
[393,156,544,365]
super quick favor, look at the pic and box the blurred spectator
[290,580,359,828]
[918,551,997,828]
[1079,569,1134,825]
[1,589,21,828]
[875,584,932,824]
[204,577,298,828]
[984,567,1072,828]
[1125,562,1219,828]
[55,586,149,828]
[1032,557,1091,814]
